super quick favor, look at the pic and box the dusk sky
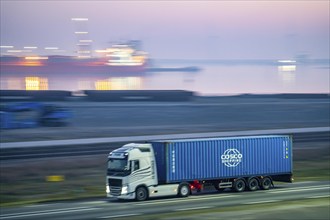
[1,1,329,59]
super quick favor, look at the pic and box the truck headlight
[121,185,128,195]
[106,185,110,193]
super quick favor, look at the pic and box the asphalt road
[0,181,329,220]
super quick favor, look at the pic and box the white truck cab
[106,143,182,201]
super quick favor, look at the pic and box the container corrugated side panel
[165,136,292,183]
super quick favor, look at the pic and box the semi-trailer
[106,135,293,201]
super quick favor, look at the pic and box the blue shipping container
[150,135,292,183]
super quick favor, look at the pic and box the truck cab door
[131,160,140,172]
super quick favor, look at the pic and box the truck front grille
[110,186,121,196]
[108,178,122,196]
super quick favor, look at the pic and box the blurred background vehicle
[0,102,72,129]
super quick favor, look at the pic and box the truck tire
[233,179,246,192]
[261,177,272,190]
[135,186,148,201]
[178,183,190,197]
[247,178,259,191]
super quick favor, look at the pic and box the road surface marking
[134,195,238,206]
[80,201,106,205]
[175,206,213,211]
[244,200,281,205]
[0,207,101,219]
[99,213,141,219]
[270,185,329,192]
[269,186,330,194]
[307,195,330,199]
[24,204,53,208]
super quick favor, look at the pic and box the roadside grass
[127,197,330,220]
[0,156,106,207]
[0,142,329,207]
[293,142,330,182]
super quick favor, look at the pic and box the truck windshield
[108,158,129,172]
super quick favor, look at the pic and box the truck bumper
[106,185,136,200]
[107,192,135,200]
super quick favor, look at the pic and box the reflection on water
[144,61,329,95]
[25,77,48,90]
[0,60,329,95]
[94,77,142,90]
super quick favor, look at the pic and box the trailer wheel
[135,186,148,201]
[233,179,246,192]
[178,183,190,197]
[247,178,259,191]
[261,177,272,190]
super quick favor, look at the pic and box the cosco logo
[221,149,243,167]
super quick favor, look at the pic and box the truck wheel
[233,179,246,192]
[261,177,272,190]
[178,183,190,197]
[135,186,148,201]
[247,178,259,191]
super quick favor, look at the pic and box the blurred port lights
[0,45,14,48]
[6,50,23,53]
[79,40,93,43]
[23,46,38,49]
[25,56,49,60]
[71,18,88,21]
[278,60,297,64]
[75,31,89,34]
[44,47,59,50]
